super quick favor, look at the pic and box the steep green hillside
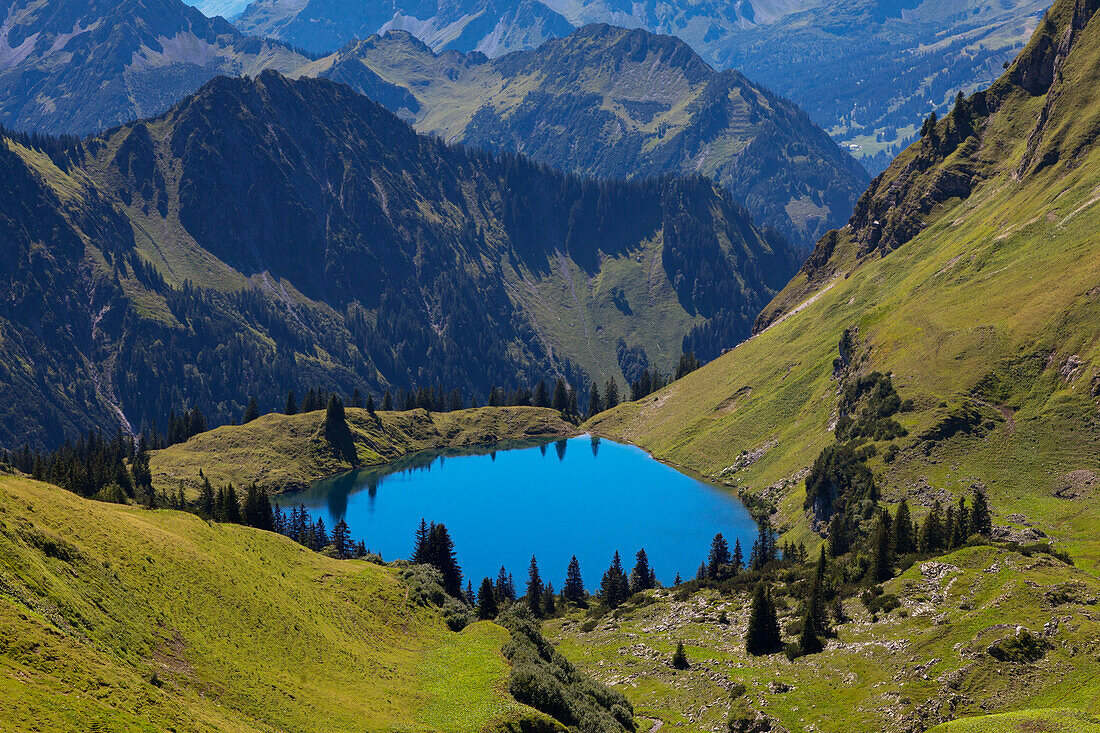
[303,25,869,248]
[549,544,1100,732]
[0,472,553,731]
[0,70,796,450]
[589,0,1100,570]
[0,0,310,134]
[151,406,576,493]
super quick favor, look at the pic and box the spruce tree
[331,519,352,559]
[892,499,914,554]
[732,538,744,571]
[351,388,363,409]
[828,512,850,557]
[534,381,550,408]
[427,523,463,597]
[919,500,945,553]
[671,641,689,669]
[199,476,215,519]
[366,393,376,417]
[552,378,569,413]
[953,495,970,546]
[563,555,586,605]
[526,556,544,618]
[600,551,629,608]
[544,582,556,616]
[243,397,260,423]
[604,377,620,410]
[707,533,731,579]
[871,513,893,583]
[587,382,603,419]
[382,390,394,411]
[224,484,241,524]
[745,583,783,656]
[970,488,992,536]
[324,395,355,461]
[412,519,430,563]
[477,577,498,619]
[285,391,298,415]
[495,566,515,602]
[749,514,777,571]
[630,548,656,593]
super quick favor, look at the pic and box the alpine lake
[286,435,757,589]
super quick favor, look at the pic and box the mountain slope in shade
[0,71,797,449]
[0,0,310,134]
[235,0,573,56]
[302,25,869,249]
[589,0,1100,573]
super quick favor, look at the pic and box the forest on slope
[0,70,797,450]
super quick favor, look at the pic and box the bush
[988,630,1047,663]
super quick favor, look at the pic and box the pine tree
[314,517,328,549]
[563,555,586,605]
[871,512,893,583]
[544,582,556,616]
[552,377,569,413]
[919,500,945,553]
[695,561,708,583]
[199,476,215,519]
[477,577,498,619]
[749,514,777,571]
[224,484,241,524]
[893,498,914,554]
[426,523,463,597]
[244,397,260,423]
[600,551,629,608]
[495,566,516,601]
[412,518,430,563]
[745,583,783,656]
[351,388,363,409]
[526,556,544,618]
[331,519,352,559]
[285,391,298,415]
[828,512,850,557]
[465,580,474,605]
[732,538,744,571]
[630,548,656,593]
[707,533,731,579]
[382,390,394,411]
[604,377,620,410]
[671,641,689,669]
[673,572,682,586]
[810,547,830,636]
[366,393,376,417]
[953,495,970,546]
[587,382,603,419]
[534,381,550,408]
[970,488,992,536]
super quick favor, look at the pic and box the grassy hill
[150,406,576,493]
[587,0,1100,570]
[0,471,554,732]
[548,543,1100,732]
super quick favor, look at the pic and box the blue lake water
[284,435,757,590]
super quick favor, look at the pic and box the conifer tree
[953,495,970,546]
[495,566,516,601]
[707,533,731,579]
[477,577,498,619]
[366,393,376,417]
[563,555,586,605]
[671,641,689,669]
[970,488,992,536]
[527,556,544,618]
[828,513,850,557]
[244,397,260,423]
[544,582,556,616]
[732,538,744,571]
[871,512,893,583]
[199,476,215,519]
[892,498,915,554]
[749,514,777,571]
[351,388,363,409]
[604,377,620,410]
[465,580,474,605]
[534,381,550,408]
[600,551,629,608]
[331,519,352,559]
[673,572,682,586]
[695,561,708,583]
[285,391,298,415]
[745,583,783,656]
[630,548,656,593]
[224,484,241,524]
[314,517,328,549]
[412,518,430,563]
[810,547,830,636]
[382,390,394,411]
[919,500,945,553]
[426,523,463,597]
[552,378,569,413]
[587,382,603,419]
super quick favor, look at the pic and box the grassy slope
[587,0,1100,565]
[151,406,578,494]
[0,472,550,732]
[549,545,1100,732]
